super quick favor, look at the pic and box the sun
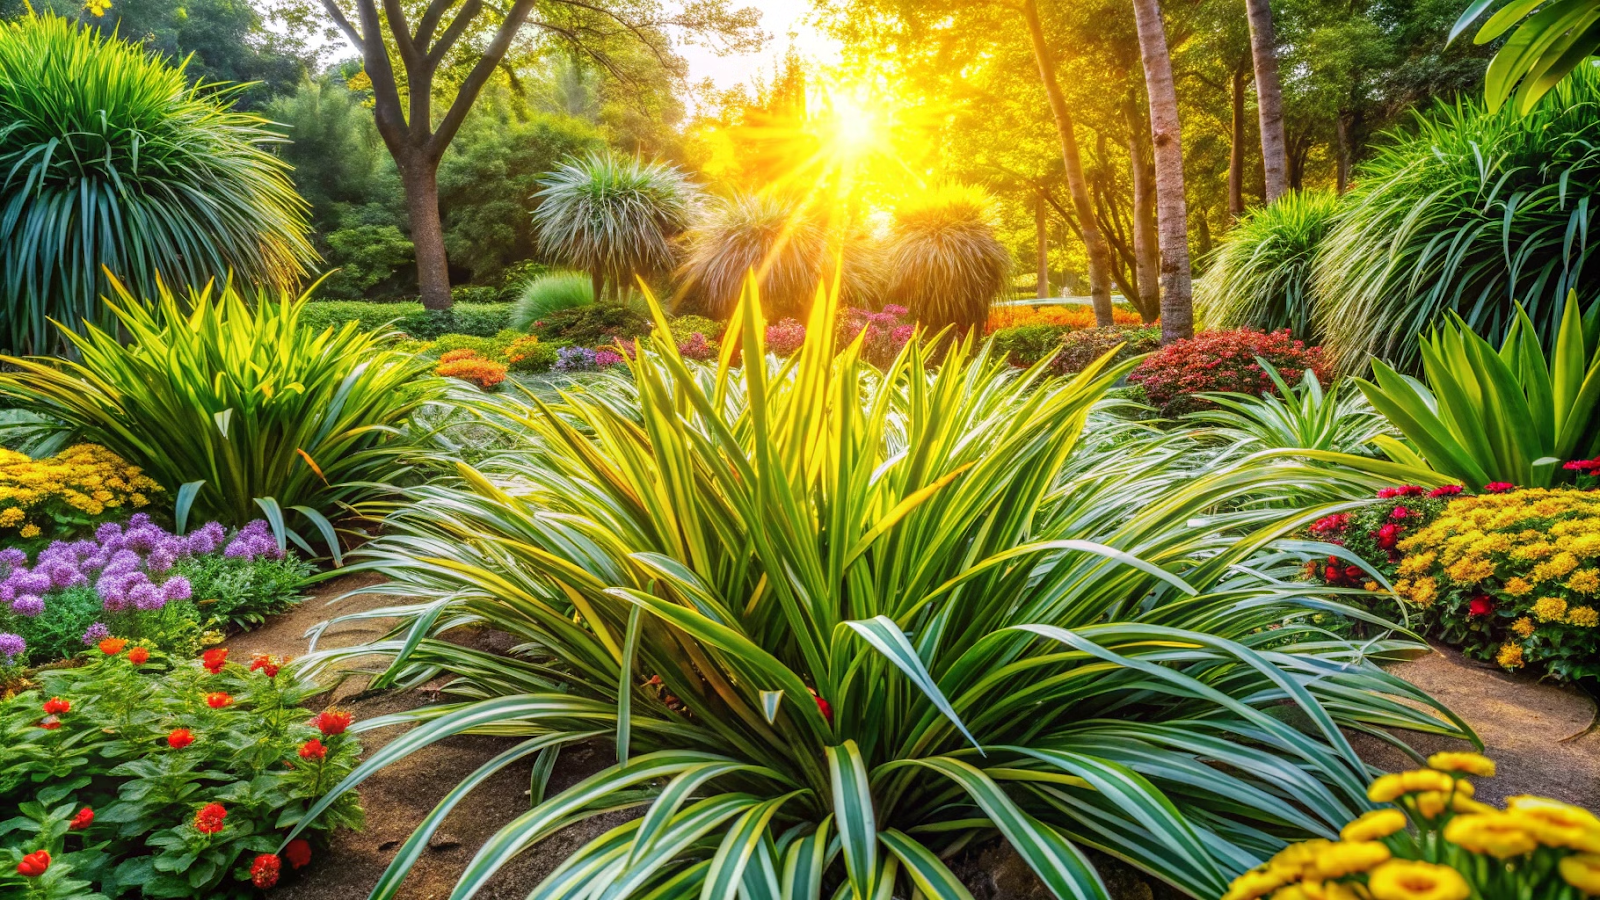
[825,91,884,161]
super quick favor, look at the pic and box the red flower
[1343,565,1363,580]
[298,738,326,760]
[193,802,227,835]
[1324,565,1340,581]
[68,807,94,831]
[201,647,228,674]
[1375,524,1403,550]
[250,853,281,889]
[249,654,281,678]
[1468,596,1496,617]
[167,728,194,750]
[1376,485,1425,499]
[98,637,127,656]
[1308,513,1350,538]
[42,696,70,715]
[205,692,233,709]
[37,716,60,730]
[1484,482,1516,494]
[1427,484,1463,498]
[284,838,312,869]
[128,647,150,665]
[16,850,49,877]
[315,710,352,736]
[1390,506,1411,520]
[814,694,833,725]
[1563,458,1600,472]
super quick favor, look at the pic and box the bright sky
[678,0,840,91]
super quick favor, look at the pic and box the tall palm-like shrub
[532,152,695,302]
[0,14,314,355]
[885,183,1012,333]
[1312,67,1600,373]
[286,279,1470,900]
[1196,190,1341,339]
[676,191,881,321]
[0,279,438,558]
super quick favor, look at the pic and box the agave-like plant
[1311,66,1600,374]
[676,191,881,321]
[532,152,696,302]
[0,279,440,557]
[885,183,1013,333]
[286,277,1470,899]
[0,14,314,356]
[1183,359,1395,456]
[509,271,597,331]
[1195,190,1341,340]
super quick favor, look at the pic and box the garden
[2,0,1600,899]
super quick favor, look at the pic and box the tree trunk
[591,269,605,305]
[1035,193,1050,298]
[1229,66,1247,220]
[1335,112,1352,193]
[1244,0,1289,203]
[1130,0,1194,342]
[1021,0,1115,326]
[1124,96,1160,319]
[400,159,452,310]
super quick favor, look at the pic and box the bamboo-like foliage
[0,279,439,557]
[1356,293,1600,488]
[1183,360,1395,457]
[1312,67,1600,374]
[1195,190,1341,340]
[885,183,1012,333]
[0,14,314,355]
[509,271,596,331]
[676,191,882,320]
[286,277,1471,900]
[532,152,696,299]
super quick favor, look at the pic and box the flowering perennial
[1128,328,1327,416]
[0,444,162,542]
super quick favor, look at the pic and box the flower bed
[1,517,309,672]
[1129,328,1326,417]
[983,303,1146,333]
[0,445,163,545]
[0,644,361,898]
[1307,484,1599,682]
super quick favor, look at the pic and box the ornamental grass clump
[1195,190,1341,340]
[287,276,1470,900]
[1223,752,1600,900]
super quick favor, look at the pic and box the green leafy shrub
[0,14,314,355]
[1054,325,1162,375]
[498,260,550,301]
[289,281,1465,900]
[667,315,723,342]
[0,283,440,555]
[449,286,500,306]
[504,340,561,374]
[0,644,363,898]
[991,323,1071,366]
[447,303,514,338]
[298,301,513,340]
[1312,67,1600,373]
[1195,190,1341,340]
[508,272,595,331]
[530,301,653,346]
[318,226,414,300]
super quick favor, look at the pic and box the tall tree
[1130,0,1194,340]
[1244,0,1289,201]
[314,0,757,308]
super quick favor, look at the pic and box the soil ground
[238,575,1600,899]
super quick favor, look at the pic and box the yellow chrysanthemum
[1443,812,1537,858]
[1364,860,1470,900]
[1368,769,1455,803]
[1309,841,1390,879]
[1496,641,1525,669]
[1341,808,1408,842]
[1397,554,1436,577]
[1532,552,1580,583]
[1443,556,1495,585]
[0,507,22,527]
[1502,577,1534,597]
[1222,866,1289,900]
[1427,752,1494,777]
[1505,796,1600,852]
[1560,854,1600,895]
[1511,616,1535,638]
[19,523,39,538]
[1405,577,1439,607]
[1533,596,1569,622]
[1569,606,1599,628]
[1569,568,1600,594]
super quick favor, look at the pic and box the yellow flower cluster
[1223,753,1600,900]
[0,444,162,537]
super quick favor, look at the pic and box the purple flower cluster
[765,320,806,358]
[223,520,282,562]
[0,631,23,665]
[555,346,599,373]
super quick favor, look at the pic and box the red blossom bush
[1127,328,1327,416]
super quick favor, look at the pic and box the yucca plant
[0,14,314,356]
[1311,66,1600,373]
[0,279,440,558]
[285,277,1471,900]
[1195,190,1341,340]
[676,191,881,321]
[509,270,596,331]
[532,152,696,302]
[885,183,1012,333]
[1184,359,1395,456]
[1355,291,1600,488]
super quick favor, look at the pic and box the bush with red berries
[1127,328,1327,416]
[0,642,361,897]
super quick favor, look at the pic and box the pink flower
[1483,482,1516,494]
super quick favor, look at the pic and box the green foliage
[990,324,1072,366]
[667,315,724,343]
[297,301,512,340]
[0,283,440,554]
[1195,190,1342,339]
[10,588,202,669]
[1312,67,1600,373]
[0,649,362,899]
[531,152,696,296]
[289,280,1469,900]
[1454,0,1600,114]
[0,15,315,356]
[1355,294,1600,488]
[509,272,596,331]
[529,301,653,346]
[505,341,561,374]
[174,554,311,632]
[265,75,397,230]
[1054,326,1162,375]
[1185,361,1395,456]
[318,226,414,300]
[885,183,1013,333]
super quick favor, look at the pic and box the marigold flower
[1511,616,1535,638]
[1568,569,1600,593]
[1560,854,1600,895]
[284,837,312,869]
[16,849,49,877]
[250,853,281,888]
[1367,769,1454,803]
[1309,840,1390,879]
[98,637,127,655]
[315,709,352,736]
[167,727,194,749]
[1534,597,1570,625]
[1496,641,1524,669]
[201,647,228,674]
[1569,606,1599,628]
[1504,796,1600,852]
[1443,812,1536,858]
[1427,752,1494,778]
[68,806,94,830]
[1220,865,1288,900]
[42,696,70,715]
[1366,859,1469,900]
[193,802,227,835]
[205,692,233,709]
[1340,808,1407,842]
[1502,577,1534,597]
[299,738,327,760]
[128,646,150,665]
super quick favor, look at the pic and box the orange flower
[127,647,149,665]
[98,637,127,655]
[42,696,70,715]
[201,647,228,674]
[167,727,194,749]
[204,692,233,709]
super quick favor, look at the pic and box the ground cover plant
[287,280,1469,900]
[1053,326,1162,376]
[1128,328,1328,417]
[0,445,163,546]
[0,282,440,557]
[0,643,362,899]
